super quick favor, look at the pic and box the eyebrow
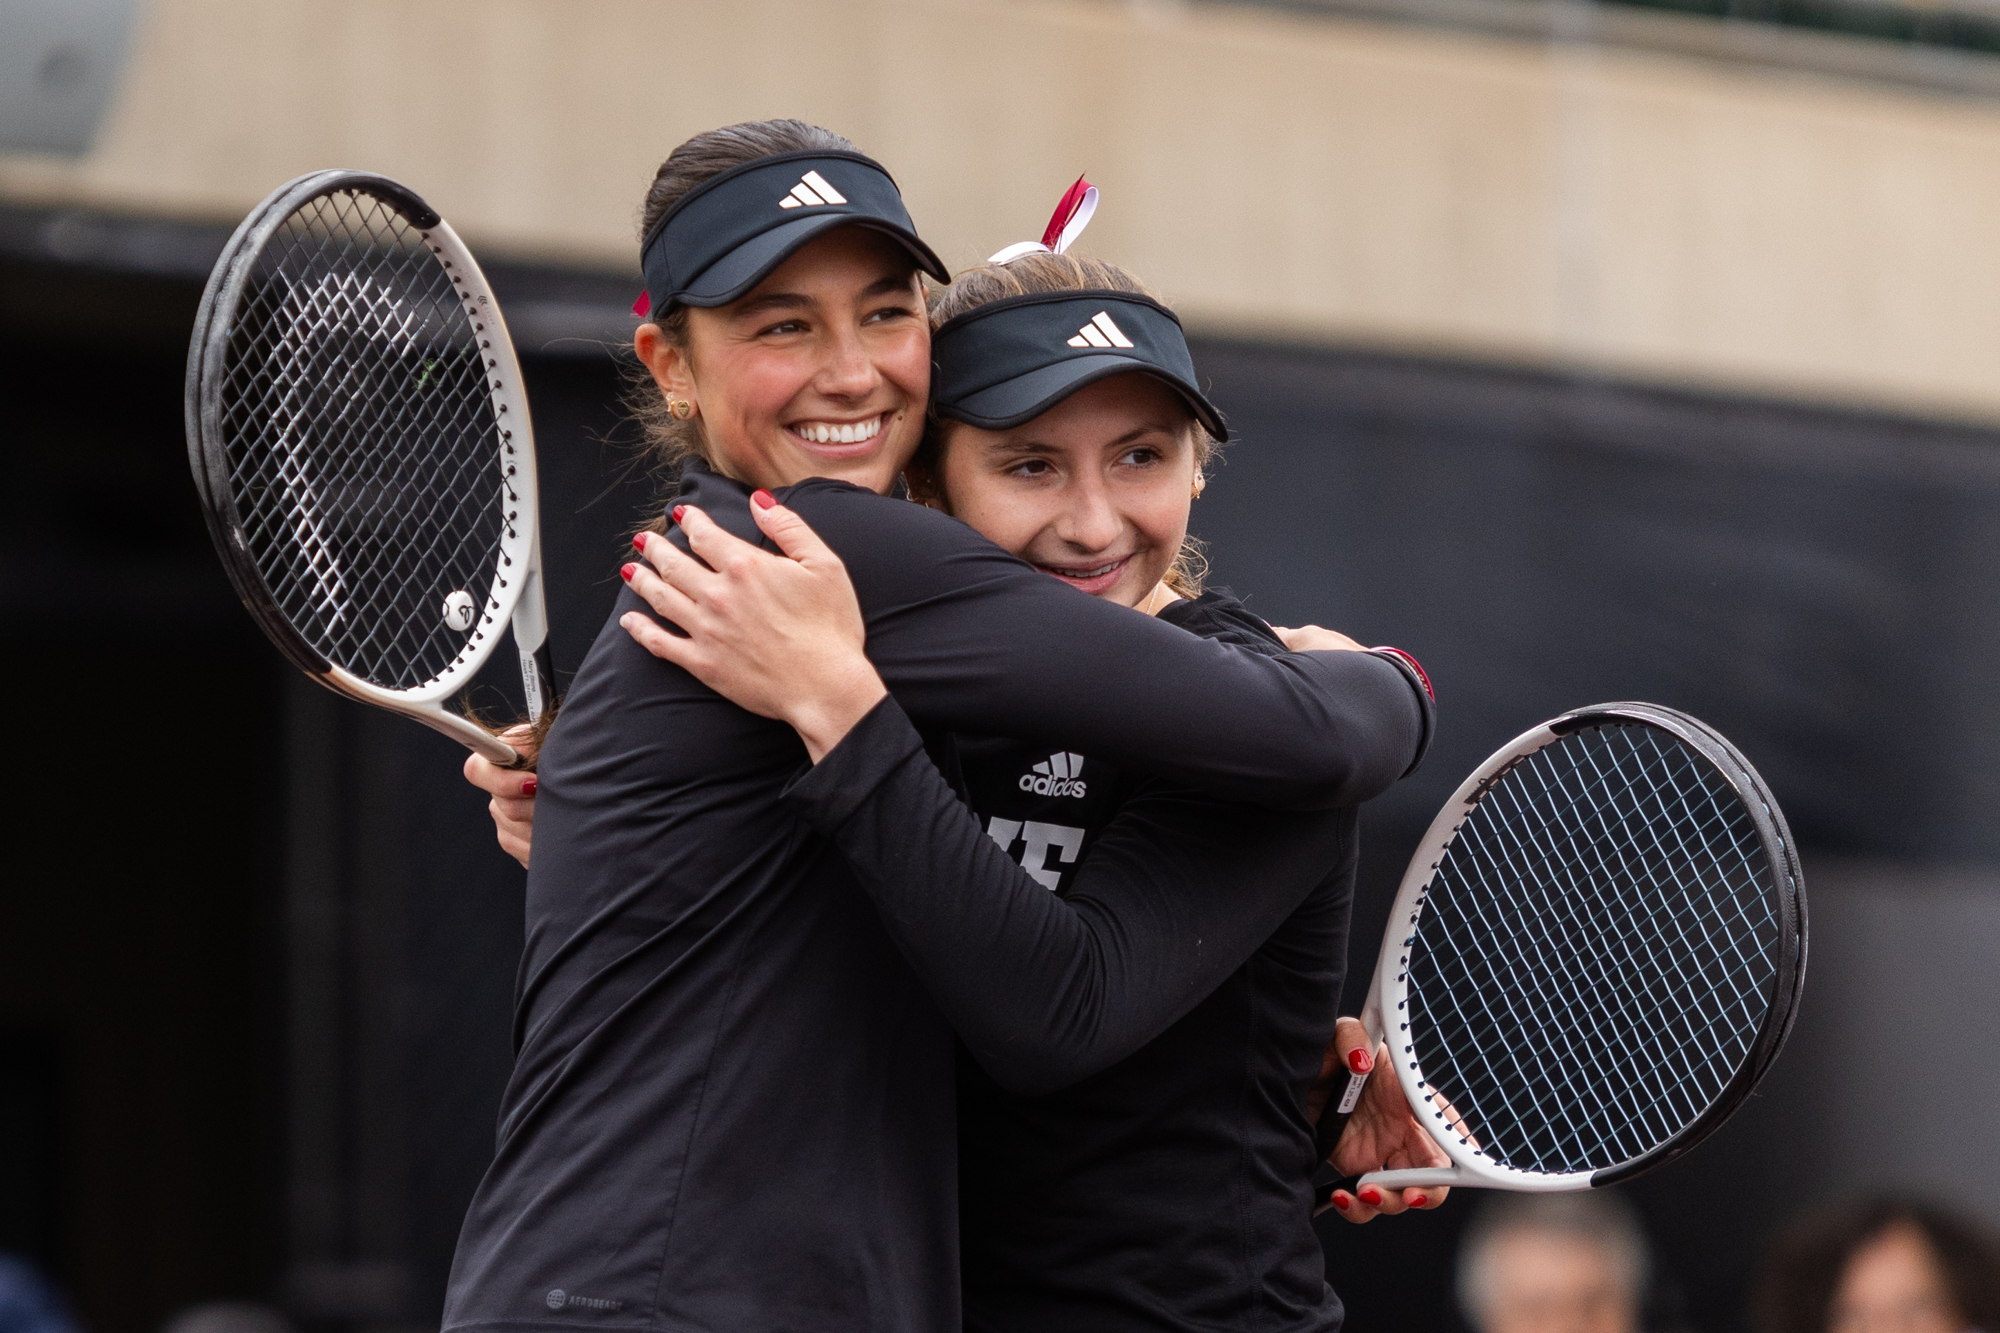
[987,421,1177,453]
[1105,422,1174,447]
[731,291,812,320]
[861,272,919,298]
[730,272,918,321]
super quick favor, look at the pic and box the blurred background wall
[4,1,1998,1331]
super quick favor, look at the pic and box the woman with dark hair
[1754,1197,2000,1333]
[597,237,1449,1327]
[445,124,1429,1333]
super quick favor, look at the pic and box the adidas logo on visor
[1067,312,1135,350]
[778,170,849,210]
[1020,751,1088,798]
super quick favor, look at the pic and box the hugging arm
[638,479,1432,809]
[782,695,1345,1096]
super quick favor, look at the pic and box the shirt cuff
[1367,648,1436,779]
[780,692,929,833]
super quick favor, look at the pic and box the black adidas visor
[930,291,1229,442]
[640,150,948,314]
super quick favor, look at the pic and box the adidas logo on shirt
[778,170,849,210]
[1066,311,1135,350]
[1019,751,1088,798]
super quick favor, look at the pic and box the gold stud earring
[1192,476,1206,500]
[668,396,696,421]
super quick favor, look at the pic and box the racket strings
[1444,734,1775,1161]
[1404,724,1781,1175]
[217,188,510,691]
[1445,745,1770,1160]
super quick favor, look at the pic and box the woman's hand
[1270,624,1366,653]
[1315,1016,1453,1224]
[621,493,887,763]
[464,724,539,869]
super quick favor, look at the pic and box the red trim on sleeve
[1371,646,1434,702]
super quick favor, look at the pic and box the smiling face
[635,227,930,494]
[927,374,1201,610]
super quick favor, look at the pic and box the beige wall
[7,0,2000,421]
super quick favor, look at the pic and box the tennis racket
[1314,702,1805,1208]
[186,169,549,766]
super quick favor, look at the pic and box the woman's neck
[1135,581,1183,617]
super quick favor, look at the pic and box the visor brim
[673,214,949,309]
[941,355,1229,443]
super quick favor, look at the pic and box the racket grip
[1313,1068,1368,1162]
[1311,1162,1362,1215]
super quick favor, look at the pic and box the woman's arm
[630,482,1430,811]
[779,693,1347,1095]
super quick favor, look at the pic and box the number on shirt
[985,818,1085,892]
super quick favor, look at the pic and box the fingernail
[632,533,647,553]
[1347,1047,1373,1075]
[672,505,686,523]
[1359,1187,1382,1206]
[752,489,777,510]
[521,777,538,796]
[620,562,637,581]
[1331,1192,1350,1211]
[1411,1193,1427,1207]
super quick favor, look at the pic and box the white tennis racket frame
[1333,703,1801,1195]
[1344,715,1597,1193]
[191,170,546,766]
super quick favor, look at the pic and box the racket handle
[1311,1163,1362,1215]
[521,643,555,724]
[1311,1080,1361,1218]
[1313,1066,1369,1162]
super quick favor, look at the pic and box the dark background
[4,204,1994,1333]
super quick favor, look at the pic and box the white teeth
[793,415,883,446]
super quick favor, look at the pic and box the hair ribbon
[988,175,1098,264]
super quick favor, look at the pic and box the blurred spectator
[1456,1192,1649,1333]
[156,1304,296,1333]
[1753,1196,2000,1333]
[0,1254,81,1333]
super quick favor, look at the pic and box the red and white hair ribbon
[988,175,1098,265]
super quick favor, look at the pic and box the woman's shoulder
[1156,589,1282,653]
[781,478,1018,556]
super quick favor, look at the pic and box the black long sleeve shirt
[443,469,1426,1333]
[786,593,1371,1332]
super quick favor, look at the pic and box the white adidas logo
[1066,311,1135,350]
[778,170,849,210]
[1019,751,1088,798]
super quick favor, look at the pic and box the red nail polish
[521,777,538,796]
[1347,1047,1372,1075]
[752,488,777,510]
[672,505,686,523]
[1359,1187,1382,1207]
[621,562,637,581]
[1411,1193,1427,1207]
[632,533,647,553]
[1331,1193,1350,1210]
